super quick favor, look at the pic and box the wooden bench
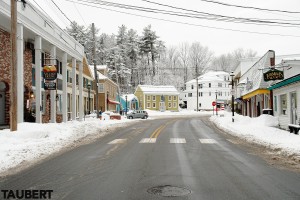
[288,124,300,134]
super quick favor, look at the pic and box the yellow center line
[150,119,178,139]
[153,125,166,138]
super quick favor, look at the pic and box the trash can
[262,109,273,115]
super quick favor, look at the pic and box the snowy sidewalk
[210,111,300,156]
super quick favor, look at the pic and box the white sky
[1,111,300,175]
[28,0,300,57]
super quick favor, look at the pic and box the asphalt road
[1,116,300,200]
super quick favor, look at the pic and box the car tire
[128,116,133,119]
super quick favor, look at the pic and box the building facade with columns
[0,0,88,125]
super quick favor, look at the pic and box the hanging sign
[263,69,284,82]
[43,65,57,81]
[44,80,56,90]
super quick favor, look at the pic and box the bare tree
[178,42,190,84]
[189,42,213,78]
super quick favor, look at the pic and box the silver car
[127,110,148,119]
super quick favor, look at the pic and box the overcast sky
[29,0,300,57]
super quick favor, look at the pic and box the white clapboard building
[181,71,231,111]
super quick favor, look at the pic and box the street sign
[212,101,216,106]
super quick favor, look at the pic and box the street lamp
[215,90,218,116]
[87,83,91,114]
[106,91,109,111]
[125,93,128,115]
[230,71,235,122]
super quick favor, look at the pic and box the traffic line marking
[170,138,186,143]
[227,139,239,144]
[199,139,217,144]
[108,139,127,144]
[139,138,157,143]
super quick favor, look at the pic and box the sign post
[212,101,216,115]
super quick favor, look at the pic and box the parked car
[127,110,148,119]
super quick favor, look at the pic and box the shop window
[280,94,287,115]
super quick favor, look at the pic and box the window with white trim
[147,95,150,101]
[147,102,151,108]
[168,102,172,108]
[152,95,156,101]
[173,102,177,108]
[173,96,177,101]
[152,102,156,108]
[168,96,172,101]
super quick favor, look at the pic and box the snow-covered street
[0,110,299,175]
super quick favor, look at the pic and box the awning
[242,89,270,100]
[235,98,243,103]
[107,99,120,105]
[268,74,300,90]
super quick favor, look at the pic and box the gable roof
[186,71,228,84]
[137,85,179,95]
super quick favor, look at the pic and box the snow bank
[210,112,300,156]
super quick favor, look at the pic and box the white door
[159,102,165,112]
[0,82,6,124]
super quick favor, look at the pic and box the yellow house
[134,85,179,111]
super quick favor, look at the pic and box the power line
[50,0,74,24]
[73,1,87,26]
[197,0,300,14]
[66,0,300,38]
[138,0,300,27]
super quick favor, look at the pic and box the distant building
[117,94,139,112]
[182,71,231,111]
[89,65,120,112]
[134,85,179,111]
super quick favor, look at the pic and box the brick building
[0,0,88,125]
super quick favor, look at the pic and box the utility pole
[196,64,199,112]
[92,23,99,118]
[10,0,17,131]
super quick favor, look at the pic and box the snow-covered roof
[138,85,179,95]
[186,71,229,84]
[88,65,108,80]
[96,65,107,70]
[121,94,138,101]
